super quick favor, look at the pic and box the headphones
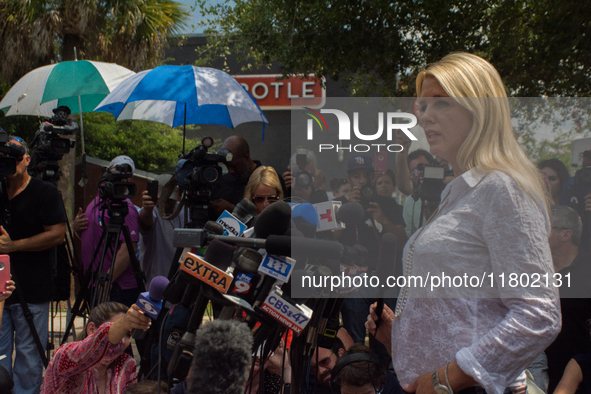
[330,353,387,393]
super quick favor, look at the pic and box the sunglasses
[309,353,334,375]
[252,195,278,204]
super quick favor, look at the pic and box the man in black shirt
[0,135,66,394]
[333,155,406,367]
[210,135,286,218]
[545,205,591,393]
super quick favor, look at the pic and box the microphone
[336,202,365,225]
[216,210,247,237]
[173,229,345,261]
[188,320,253,394]
[292,203,318,238]
[233,198,257,227]
[179,239,235,294]
[254,200,292,238]
[374,233,397,330]
[168,239,237,382]
[203,220,224,235]
[133,276,169,339]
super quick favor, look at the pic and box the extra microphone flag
[180,252,234,294]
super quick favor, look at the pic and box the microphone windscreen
[204,221,225,235]
[148,276,170,301]
[254,200,292,238]
[189,320,252,394]
[376,232,397,278]
[293,219,317,238]
[265,235,344,260]
[204,239,235,271]
[292,203,318,227]
[336,202,365,225]
[233,198,257,223]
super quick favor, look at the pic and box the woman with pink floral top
[41,302,151,394]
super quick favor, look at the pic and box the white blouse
[391,169,561,394]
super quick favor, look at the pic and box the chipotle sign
[233,74,325,110]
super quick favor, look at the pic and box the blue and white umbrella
[95,65,269,142]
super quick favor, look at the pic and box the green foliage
[196,0,591,97]
[83,113,184,171]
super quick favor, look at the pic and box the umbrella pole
[183,103,187,155]
[78,95,85,154]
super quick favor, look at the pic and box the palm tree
[0,0,189,82]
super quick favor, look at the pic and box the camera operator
[139,174,185,284]
[560,149,591,253]
[284,148,328,203]
[0,135,67,394]
[332,155,406,367]
[74,155,141,306]
[42,105,78,134]
[210,136,287,218]
[404,151,455,237]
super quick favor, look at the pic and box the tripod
[61,198,145,345]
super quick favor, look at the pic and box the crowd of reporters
[0,72,590,394]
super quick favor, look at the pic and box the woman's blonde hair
[416,52,548,209]
[243,166,284,201]
[78,302,128,340]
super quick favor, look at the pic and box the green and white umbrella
[0,60,134,152]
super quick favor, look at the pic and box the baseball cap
[154,173,179,201]
[347,155,373,172]
[52,105,71,115]
[109,155,135,175]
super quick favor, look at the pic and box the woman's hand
[0,280,15,302]
[267,339,291,382]
[404,362,477,394]
[121,304,151,331]
[108,304,151,345]
[365,302,393,354]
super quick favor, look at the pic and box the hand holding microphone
[133,275,169,339]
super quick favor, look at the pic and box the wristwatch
[432,370,451,394]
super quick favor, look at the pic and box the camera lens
[360,185,375,199]
[203,166,219,183]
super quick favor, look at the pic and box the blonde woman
[367,53,560,394]
[244,166,284,214]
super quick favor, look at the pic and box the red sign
[233,74,325,110]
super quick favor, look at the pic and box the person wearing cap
[333,154,406,368]
[73,155,142,307]
[139,173,185,284]
[560,149,591,253]
[0,135,67,394]
[339,155,407,245]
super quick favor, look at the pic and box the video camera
[33,106,77,158]
[176,137,233,193]
[0,128,25,177]
[293,146,314,189]
[574,150,591,186]
[411,159,454,203]
[98,165,137,201]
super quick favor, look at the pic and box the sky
[176,0,227,34]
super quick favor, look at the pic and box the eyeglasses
[252,195,278,205]
[309,353,334,375]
